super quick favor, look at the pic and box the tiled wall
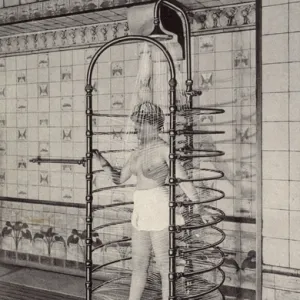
[0,28,256,295]
[262,0,300,299]
[195,31,256,294]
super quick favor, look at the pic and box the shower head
[149,24,173,41]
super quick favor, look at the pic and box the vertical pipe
[153,1,192,86]
[169,77,177,300]
[159,0,194,151]
[255,0,263,299]
[159,0,195,290]
[85,84,94,300]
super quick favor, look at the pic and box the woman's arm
[93,150,132,185]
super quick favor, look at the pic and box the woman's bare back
[130,138,169,190]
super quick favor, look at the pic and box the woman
[94,101,208,300]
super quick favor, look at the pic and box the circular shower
[84,3,227,300]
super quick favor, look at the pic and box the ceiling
[0,0,254,38]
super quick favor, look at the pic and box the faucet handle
[185,89,202,97]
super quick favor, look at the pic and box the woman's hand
[93,149,102,159]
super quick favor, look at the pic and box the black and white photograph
[0,0,298,300]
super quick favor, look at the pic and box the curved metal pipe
[180,268,226,300]
[93,220,131,231]
[92,257,132,274]
[86,35,177,300]
[179,248,225,278]
[153,0,191,85]
[178,226,226,254]
[92,237,131,252]
[86,35,176,86]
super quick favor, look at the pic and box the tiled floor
[0,263,87,300]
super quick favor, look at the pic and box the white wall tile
[4,0,19,6]
[262,63,289,93]
[290,32,300,62]
[290,92,300,121]
[263,151,289,180]
[263,34,289,63]
[290,122,300,150]
[263,0,288,5]
[216,52,232,70]
[276,289,300,300]
[290,211,300,240]
[290,240,300,269]
[262,5,288,34]
[290,181,300,211]
[290,152,300,180]
[198,53,215,72]
[263,237,289,267]
[263,122,289,150]
[263,208,289,238]
[263,92,289,121]
[263,180,289,209]
[290,62,300,91]
[215,32,232,52]
[289,2,300,32]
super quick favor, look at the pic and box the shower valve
[185,89,202,97]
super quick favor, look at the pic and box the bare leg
[151,228,169,300]
[129,226,152,300]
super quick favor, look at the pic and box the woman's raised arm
[93,150,133,185]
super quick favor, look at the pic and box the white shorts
[131,186,185,231]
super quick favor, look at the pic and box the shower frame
[85,2,199,299]
[84,0,263,298]
[85,35,178,300]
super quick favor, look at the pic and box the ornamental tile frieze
[0,3,255,55]
[0,21,129,55]
[189,3,255,32]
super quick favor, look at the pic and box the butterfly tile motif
[111,62,124,77]
[200,72,213,90]
[17,129,27,141]
[111,94,124,109]
[0,142,6,155]
[62,128,72,141]
[40,171,49,186]
[0,59,6,71]
[85,48,96,64]
[39,142,49,156]
[62,188,73,201]
[38,54,49,68]
[17,157,27,169]
[39,84,49,97]
[0,115,6,127]
[0,87,6,99]
[39,113,49,127]
[17,71,27,84]
[0,171,5,185]
[61,67,72,81]
[234,50,250,69]
[18,185,28,197]
[112,127,124,140]
[16,99,27,112]
[61,97,73,111]
[62,164,73,172]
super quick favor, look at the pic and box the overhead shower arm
[153,0,192,92]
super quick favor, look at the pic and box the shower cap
[130,101,165,129]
